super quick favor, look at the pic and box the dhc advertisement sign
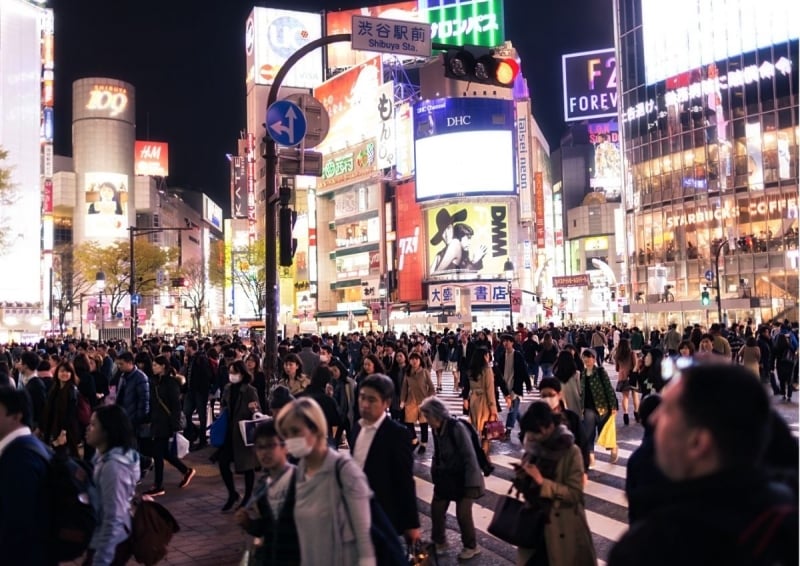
[413,97,515,201]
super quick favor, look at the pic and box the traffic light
[701,288,711,306]
[279,206,297,267]
[171,277,186,288]
[443,47,520,87]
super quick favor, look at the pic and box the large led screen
[413,97,515,201]
[641,0,799,84]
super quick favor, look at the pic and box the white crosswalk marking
[409,372,634,564]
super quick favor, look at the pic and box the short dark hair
[519,401,558,433]
[678,364,770,470]
[500,333,514,343]
[228,360,252,383]
[93,404,136,452]
[253,419,280,443]
[359,373,395,401]
[0,386,32,427]
[116,351,134,364]
[20,351,40,372]
[537,377,562,393]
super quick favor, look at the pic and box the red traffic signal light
[444,48,520,87]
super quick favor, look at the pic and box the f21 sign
[562,48,617,122]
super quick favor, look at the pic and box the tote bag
[208,409,229,447]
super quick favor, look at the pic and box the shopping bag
[597,415,617,449]
[239,413,271,447]
[208,409,229,447]
[487,485,547,548]
[170,432,190,459]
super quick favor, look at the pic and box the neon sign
[86,86,128,117]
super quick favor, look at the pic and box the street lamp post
[95,272,106,339]
[504,258,515,332]
[714,240,730,324]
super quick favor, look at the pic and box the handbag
[409,540,439,565]
[208,409,229,447]
[597,415,617,449]
[238,412,271,447]
[488,484,548,548]
[482,420,506,441]
[170,432,190,459]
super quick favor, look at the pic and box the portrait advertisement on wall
[85,172,128,240]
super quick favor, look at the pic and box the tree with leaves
[0,146,19,252]
[73,239,176,317]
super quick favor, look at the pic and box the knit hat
[269,385,294,413]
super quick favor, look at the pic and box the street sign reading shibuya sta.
[351,15,432,58]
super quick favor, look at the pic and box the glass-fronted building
[616,0,799,327]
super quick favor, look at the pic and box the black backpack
[452,418,494,476]
[23,438,98,561]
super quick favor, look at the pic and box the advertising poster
[588,121,622,201]
[396,181,424,302]
[84,172,129,240]
[247,8,323,88]
[414,97,515,201]
[231,157,247,219]
[426,202,509,279]
[562,48,617,122]
[421,0,504,48]
[318,139,378,191]
[326,2,420,69]
[376,81,396,170]
[314,55,383,152]
[134,141,169,176]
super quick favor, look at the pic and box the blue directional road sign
[705,269,714,282]
[130,293,142,306]
[266,100,307,147]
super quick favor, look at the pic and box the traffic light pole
[262,35,451,384]
[714,240,730,324]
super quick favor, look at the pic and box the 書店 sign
[351,15,431,58]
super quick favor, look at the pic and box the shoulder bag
[488,482,547,548]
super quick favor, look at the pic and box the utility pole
[714,240,730,324]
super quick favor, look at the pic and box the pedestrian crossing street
[411,387,635,565]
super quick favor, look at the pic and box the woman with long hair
[737,336,762,379]
[613,338,639,425]
[357,354,385,385]
[84,404,140,566]
[462,346,498,463]
[246,353,268,413]
[143,355,196,497]
[580,349,619,465]
[387,349,408,420]
[513,401,597,566]
[634,348,665,396]
[276,397,375,565]
[73,353,98,460]
[276,353,310,398]
[219,360,261,511]
[40,361,81,457]
[537,332,559,378]
[552,350,581,413]
[400,351,436,453]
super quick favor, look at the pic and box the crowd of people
[0,317,796,565]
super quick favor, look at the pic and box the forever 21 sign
[86,85,129,118]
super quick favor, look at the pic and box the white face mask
[228,373,242,384]
[320,354,331,363]
[285,436,313,459]
[543,395,560,410]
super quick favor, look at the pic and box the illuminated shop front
[616,0,799,326]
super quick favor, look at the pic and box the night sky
[51,0,613,209]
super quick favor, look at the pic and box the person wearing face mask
[537,377,590,482]
[512,401,597,566]
[276,397,376,565]
[218,360,262,512]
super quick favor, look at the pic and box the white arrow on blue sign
[705,269,714,282]
[131,293,141,306]
[266,100,307,147]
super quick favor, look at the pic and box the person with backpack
[421,395,486,561]
[40,361,82,458]
[0,386,56,565]
[84,404,140,566]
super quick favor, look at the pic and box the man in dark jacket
[609,364,798,566]
[16,351,47,431]
[351,374,420,543]
[183,339,213,449]
[0,387,55,565]
[624,393,668,524]
[493,334,526,438]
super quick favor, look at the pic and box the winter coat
[40,382,81,457]
[90,447,140,566]
[150,373,184,438]
[221,382,260,472]
[116,368,150,435]
[430,417,485,501]
[580,365,618,419]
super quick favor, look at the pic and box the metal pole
[508,281,513,331]
[79,295,84,340]
[714,240,729,324]
[129,227,136,344]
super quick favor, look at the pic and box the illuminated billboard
[134,141,169,176]
[562,48,617,122]
[413,97,515,201]
[396,181,424,302]
[318,139,378,192]
[314,55,383,151]
[426,202,510,279]
[203,194,223,231]
[420,0,504,47]
[326,2,420,69]
[588,122,622,202]
[641,0,798,85]
[245,7,323,88]
[84,172,129,240]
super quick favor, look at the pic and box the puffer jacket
[90,447,140,566]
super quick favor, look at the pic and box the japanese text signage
[352,15,432,57]
[562,48,617,122]
[427,282,510,308]
[421,0,504,48]
[552,274,591,288]
[318,139,377,191]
